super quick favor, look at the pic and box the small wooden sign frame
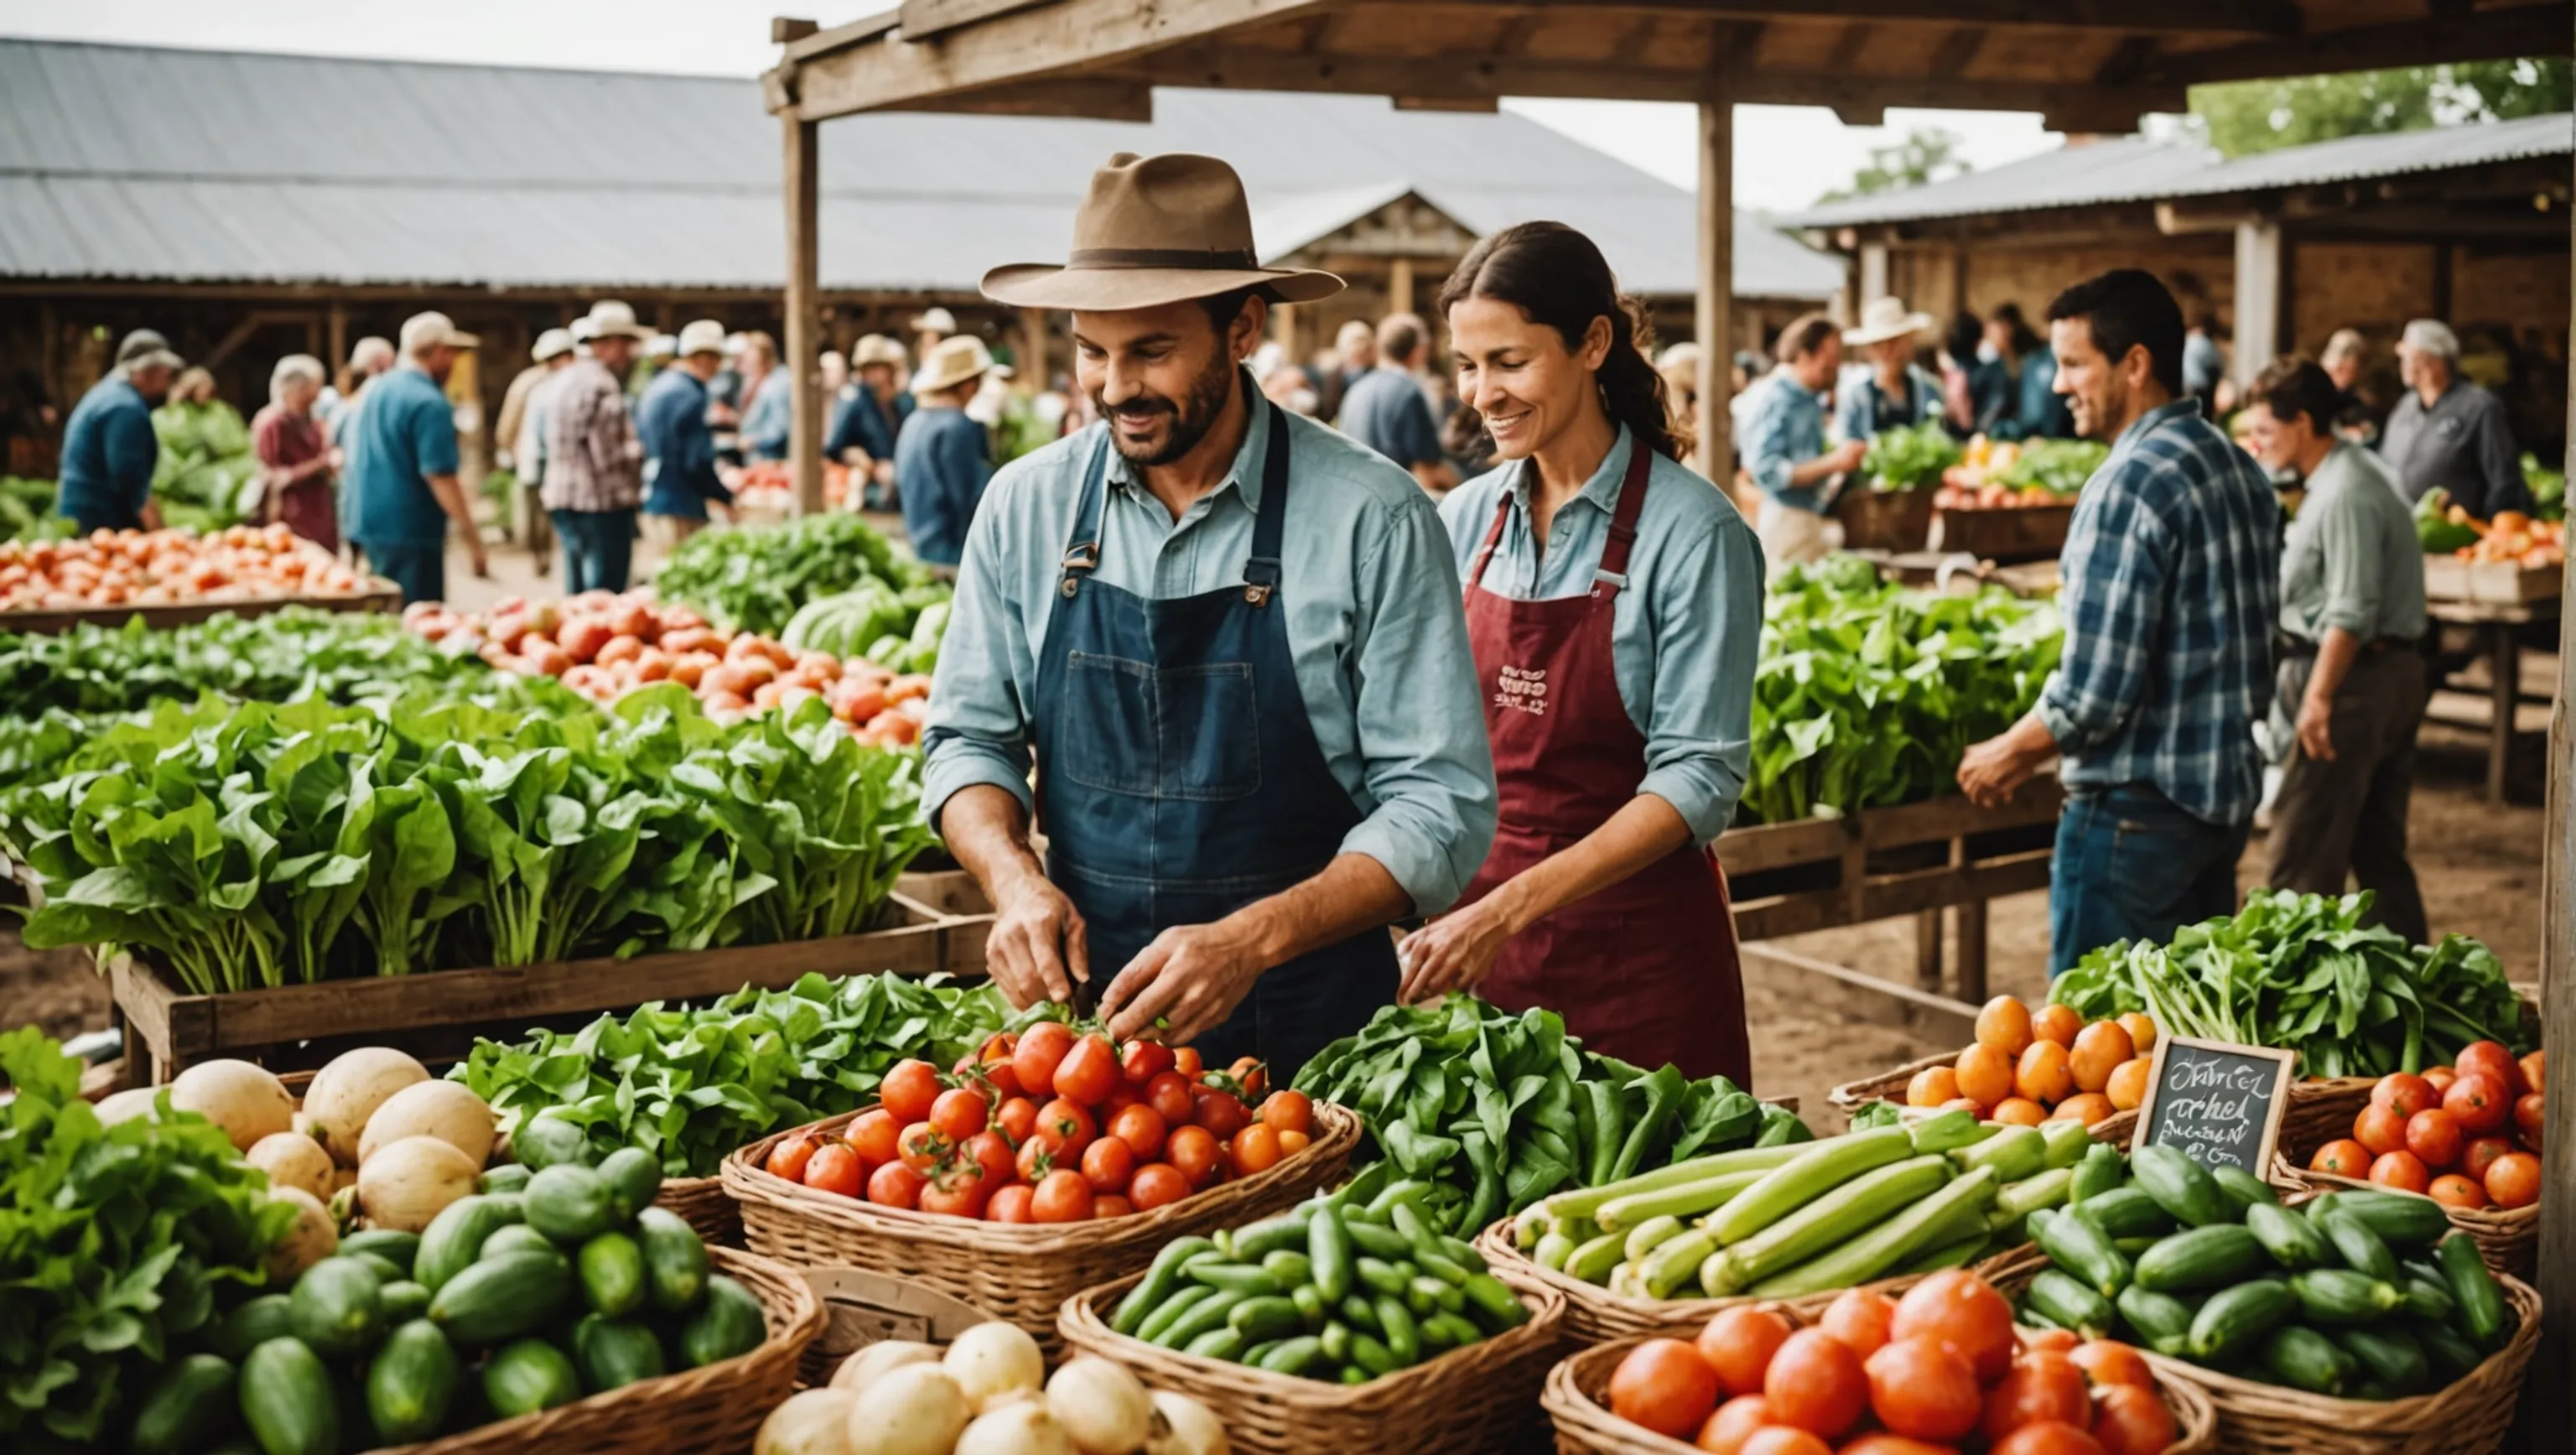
[2133,1033,2300,1175]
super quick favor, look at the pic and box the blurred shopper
[1317,318,1377,424]
[2183,313,2228,408]
[828,334,908,507]
[736,331,791,462]
[2320,328,2384,446]
[1741,314,1863,566]
[543,301,649,592]
[893,335,1004,566]
[1976,302,2071,440]
[1836,297,1944,444]
[911,307,956,371]
[57,328,179,533]
[634,332,677,399]
[2381,319,2529,517]
[496,327,575,574]
[323,335,395,444]
[1655,342,1702,443]
[1338,313,1454,491]
[1957,269,2278,972]
[641,320,737,550]
[1260,362,1321,415]
[345,312,486,603]
[252,353,339,552]
[2243,357,2429,944]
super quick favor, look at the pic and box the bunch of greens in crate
[1293,993,1807,1236]
[1997,438,2111,496]
[149,397,261,531]
[652,511,943,639]
[454,971,1010,1177]
[2523,451,2564,522]
[1739,562,2062,824]
[0,475,70,544]
[0,608,516,718]
[2050,890,2532,1078]
[1860,421,1961,491]
[0,1028,295,1446]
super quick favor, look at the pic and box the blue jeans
[362,540,446,605]
[551,508,636,595]
[2049,784,2249,974]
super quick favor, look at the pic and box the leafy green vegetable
[654,512,940,639]
[1997,439,2111,496]
[1861,421,1961,492]
[1293,993,1805,1234]
[0,1028,294,1444]
[2523,452,2564,523]
[2050,890,2532,1078]
[0,475,70,545]
[2415,489,2481,553]
[0,608,527,720]
[149,399,261,530]
[454,971,1009,1177]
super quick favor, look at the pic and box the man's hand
[1397,895,1514,1006]
[2296,691,2336,762]
[1828,439,1868,473]
[468,543,491,579]
[1958,712,2055,808]
[985,870,1088,1011]
[1098,918,1269,1047]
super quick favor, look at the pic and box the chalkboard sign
[2133,1035,2299,1176]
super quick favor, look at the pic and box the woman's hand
[1396,892,1519,1006]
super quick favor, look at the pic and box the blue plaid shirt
[1742,371,1833,512]
[2036,399,2280,826]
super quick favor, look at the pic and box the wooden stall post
[1019,306,1049,389]
[1694,82,1733,486]
[2231,216,2282,388]
[783,110,823,516]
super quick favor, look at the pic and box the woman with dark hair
[1397,221,1760,1083]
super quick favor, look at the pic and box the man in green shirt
[2242,357,2430,943]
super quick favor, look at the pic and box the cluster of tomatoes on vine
[766,1021,1319,1223]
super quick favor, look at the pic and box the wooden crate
[1834,487,1935,552]
[896,864,992,979]
[2422,553,2563,605]
[1716,781,2061,943]
[108,893,950,1083]
[0,585,402,636]
[1927,502,2076,562]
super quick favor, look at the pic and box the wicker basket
[1984,1247,2542,1455]
[1542,1316,2219,1455]
[2268,1078,2537,1280]
[1057,1262,1566,1455]
[374,1246,822,1455]
[1827,1047,2139,1149]
[654,1174,741,1247]
[722,1100,1359,1351]
[2280,1075,2379,1156]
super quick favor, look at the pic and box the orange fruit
[2069,1021,2134,1094]
[2368,1150,2430,1193]
[1736,1429,1833,1455]
[2019,1328,2080,1354]
[1992,1097,2048,1126]
[2309,1139,2371,1178]
[2048,1093,2116,1126]
[1907,1066,1961,1109]
[1976,996,2034,1057]
[2104,1058,2152,1111]
[1761,1329,1867,1438]
[2068,1340,2155,1391]
[2428,1173,2490,1211]
[2485,1151,2542,1208]
[1955,1044,2014,1110]
[2116,1012,2158,1057]
[2031,1005,2084,1047]
[2015,1042,2075,1106]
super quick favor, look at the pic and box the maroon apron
[1456,446,1753,1086]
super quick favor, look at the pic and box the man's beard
[1097,353,1235,468]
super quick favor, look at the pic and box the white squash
[247,1130,336,1202]
[955,1400,1077,1455]
[168,1060,293,1152]
[942,1322,1045,1412]
[356,1078,494,1169]
[303,1047,429,1166]
[845,1363,972,1455]
[829,1341,943,1397]
[265,1187,339,1281]
[95,1086,160,1125]
[757,1388,858,1455]
[1144,1393,1228,1455]
[356,1135,480,1233]
[1046,1357,1152,1455]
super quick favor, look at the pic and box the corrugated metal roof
[1784,113,2574,229]
[0,39,1844,301]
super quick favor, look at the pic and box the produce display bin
[1827,1050,2141,1147]
[722,1100,1360,1354]
[896,862,994,980]
[793,1266,1000,1387]
[1542,1316,2218,1455]
[2422,554,2563,605]
[1057,1261,1566,1455]
[0,583,401,635]
[1834,487,1935,552]
[2270,1073,2539,1280]
[1927,501,2076,562]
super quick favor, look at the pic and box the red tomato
[1130,1163,1189,1210]
[1108,1104,1168,1161]
[1145,1072,1197,1126]
[2368,1150,2430,1193]
[1862,1336,1980,1441]
[897,1121,947,1175]
[963,1130,1017,1189]
[765,1132,821,1183]
[802,1142,866,1198]
[1981,1351,2090,1442]
[2456,1041,2526,1096]
[1121,1040,1176,1084]
[2352,1104,2410,1157]
[2463,1134,2516,1183]
[1080,1135,1135,1193]
[920,1175,989,1219]
[1762,1328,1867,1437]
[972,1037,1023,1100]
[1167,1125,1222,1186]
[847,1109,901,1166]
[865,1161,924,1208]
[1228,1057,1268,1100]
[1031,1167,1097,1223]
[2089,1383,2178,1455]
[930,1086,992,1142]
[1099,1087,1145,1120]
[1171,1047,1203,1078]
[1094,1194,1135,1220]
[2428,1173,2490,1211]
[1259,1089,1314,1138]
[1053,1035,1121,1105]
[2371,1073,2438,1119]
[2444,1072,2511,1135]
[2485,1151,2542,1208]
[1015,1136,1058,1185]
[881,1059,943,1123]
[1276,1130,1311,1158]
[1607,1338,1721,1439]
[1818,1289,1897,1360]
[2515,1092,2546,1149]
[995,1096,1039,1146]
[1192,1089,1250,1141]
[2404,1108,2464,1170]
[1231,1125,1282,1175]
[1034,1098,1098,1159]
[2423,1066,2458,1095]
[1012,1021,1076,1097]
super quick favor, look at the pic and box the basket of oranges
[1830,995,2154,1144]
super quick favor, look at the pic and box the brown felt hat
[983,152,1343,312]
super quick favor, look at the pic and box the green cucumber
[1951,1125,2047,1183]
[1259,1335,1324,1375]
[2330,1323,2429,1395]
[484,1338,582,1416]
[377,1281,430,1324]
[364,1319,458,1444]
[1183,1328,1245,1361]
[2410,1316,2484,1382]
[2401,1275,2456,1324]
[1137,1286,1216,1345]
[2319,1208,2401,1285]
[2187,1279,2294,1359]
[2330,1190,2451,1251]
[2114,1284,2198,1357]
[595,1146,662,1221]
[131,1353,238,1455]
[578,1231,648,1317]
[2034,1202,2132,1298]
[1592,1168,1767,1232]
[1353,1257,1412,1299]
[2259,1324,2355,1395]
[1261,1250,1314,1287]
[1156,1290,1249,1349]
[415,1195,522,1295]
[288,1256,386,1359]
[481,1224,558,1260]
[428,1249,574,1347]
[347,1252,407,1286]
[636,1206,710,1315]
[1706,1154,1951,1296]
[2025,1269,2116,1340]
[1461,1274,1529,1331]
[2074,1187,2175,1240]
[1410,1274,1462,1316]
[212,1295,295,1363]
[1230,1213,1311,1262]
[2438,1234,2509,1350]
[1228,1296,1303,1344]
[2133,1224,2268,1292]
[1371,1296,1421,1364]
[510,1114,589,1171]
[2246,1201,2331,1271]
[2211,1166,2278,1216]
[1744,1165,1997,1299]
[338,1229,421,1277]
[1307,1204,1354,1304]
[239,1338,338,1455]
[2068,1143,2124,1203]
[1319,1319,1353,1364]
[2130,1145,2228,1228]
[1187,1262,1284,1297]
[523,1164,618,1244]
[678,1275,767,1368]
[1113,1237,1218,1336]
[1426,1311,1484,1350]
[477,1162,532,1195]
[1348,1332,1398,1377]
[1705,1125,1915,1245]
[2289,1268,2404,1325]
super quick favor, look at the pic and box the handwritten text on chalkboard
[2135,1036,2298,1176]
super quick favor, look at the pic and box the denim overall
[1031,403,1398,1083]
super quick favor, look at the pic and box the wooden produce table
[2422,564,2561,803]
[0,584,402,635]
[1833,487,1933,552]
[1926,502,2075,563]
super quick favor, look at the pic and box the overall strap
[1058,427,1110,600]
[1467,485,1514,590]
[1242,401,1290,606]
[1593,439,1654,601]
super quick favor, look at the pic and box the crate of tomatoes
[719,1020,1359,1350]
[2283,1042,2544,1279]
[1831,995,2154,1143]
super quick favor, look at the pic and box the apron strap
[1242,398,1289,606]
[1058,426,1109,600]
[1467,484,1513,590]
[1592,436,1654,600]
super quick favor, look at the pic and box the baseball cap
[399,311,481,356]
[115,329,184,372]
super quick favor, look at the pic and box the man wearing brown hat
[924,153,1497,1083]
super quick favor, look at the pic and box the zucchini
[2258,1325,2355,1395]
[2410,1316,2484,1383]
[2038,1120,2094,1170]
[338,1230,421,1277]
[2212,1167,2278,1216]
[1533,1232,1575,1271]
[1593,1168,1767,1232]
[2289,1269,2404,1326]
[1952,1125,2047,1183]
[1898,1233,1988,1276]
[2025,1269,2116,1341]
[1996,1167,2075,1219]
[1566,1230,1626,1284]
[2131,1145,2229,1228]
[2187,1279,2294,1359]
[2438,1234,2509,1350]
[1526,1143,1810,1226]
[2400,1275,2456,1324]
[2033,1203,2132,1298]
[2133,1224,2268,1293]
[2318,1208,2401,1285]
[1905,1109,1986,1154]
[1704,1125,1915,1245]
[1704,1154,1951,1296]
[2068,1143,2124,1203]
[240,1338,338,1455]
[1622,1215,1685,1264]
[365,1319,459,1444]
[1113,1236,1218,1337]
[2245,1202,2331,1271]
[2074,1187,2175,1240]
[131,1353,238,1455]
[1744,1165,1997,1299]
[2330,1190,2451,1252]
[1643,1229,1721,1300]
[2329,1323,2429,1395]
[2114,1284,2198,1358]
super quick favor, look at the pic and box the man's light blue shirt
[341,363,459,548]
[1438,427,1764,844]
[922,398,1498,915]
[1742,370,1834,512]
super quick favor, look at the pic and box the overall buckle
[1061,542,1099,597]
[1243,555,1281,607]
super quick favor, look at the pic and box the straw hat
[912,335,1012,397]
[398,311,480,354]
[571,299,652,343]
[910,307,958,335]
[675,320,729,359]
[852,334,908,368]
[531,328,576,362]
[1843,296,1935,348]
[984,152,1343,312]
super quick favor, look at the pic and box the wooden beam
[1696,84,1732,484]
[897,0,1059,42]
[1395,96,1500,112]
[771,16,820,44]
[1613,16,1662,65]
[1929,25,1987,76]
[2143,3,2569,86]
[1463,0,2294,34]
[2531,103,2576,1447]
[782,112,823,517]
[909,79,1155,120]
[2231,217,2281,387]
[1824,22,1876,72]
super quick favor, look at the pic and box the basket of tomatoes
[719,1021,1359,1351]
[2282,1042,2544,1279]
[1545,1272,2215,1455]
[1830,995,2153,1143]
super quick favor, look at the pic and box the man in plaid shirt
[1957,268,2279,972]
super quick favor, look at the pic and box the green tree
[1820,127,1971,202]
[2189,58,2572,158]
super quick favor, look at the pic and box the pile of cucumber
[1106,1172,1531,1384]
[1509,1111,2100,1301]
[133,1148,764,1455]
[2019,1143,2516,1400]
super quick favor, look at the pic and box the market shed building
[0,37,1841,476]
[1785,114,2574,456]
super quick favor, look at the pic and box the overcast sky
[0,0,2061,210]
